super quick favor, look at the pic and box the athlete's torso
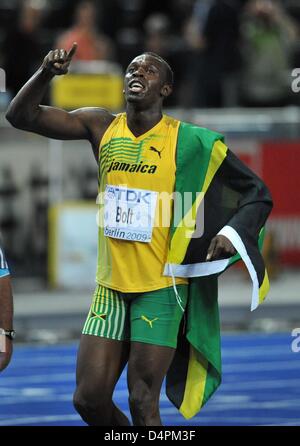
[96,113,188,292]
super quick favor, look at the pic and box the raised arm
[5,43,114,159]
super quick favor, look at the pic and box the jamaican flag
[164,121,273,419]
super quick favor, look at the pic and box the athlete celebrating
[6,43,272,425]
[0,246,14,372]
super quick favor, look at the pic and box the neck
[125,102,163,137]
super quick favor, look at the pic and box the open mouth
[128,80,145,93]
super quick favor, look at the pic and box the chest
[100,131,177,192]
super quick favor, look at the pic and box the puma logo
[141,315,158,328]
[149,146,164,158]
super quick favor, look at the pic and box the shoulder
[70,108,116,156]
[70,107,115,130]
[178,121,224,144]
[70,107,114,120]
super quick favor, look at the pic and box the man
[6,43,272,425]
[55,1,115,62]
[0,246,14,372]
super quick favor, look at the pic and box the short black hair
[140,52,174,87]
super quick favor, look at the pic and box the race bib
[104,185,158,243]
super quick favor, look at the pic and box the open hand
[42,42,77,76]
[206,235,237,261]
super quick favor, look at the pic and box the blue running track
[0,333,300,426]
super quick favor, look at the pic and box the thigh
[77,285,131,396]
[127,341,175,396]
[76,334,129,398]
[129,285,188,349]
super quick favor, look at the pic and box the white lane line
[0,389,131,405]
[9,357,76,367]
[199,400,300,411]
[222,345,293,358]
[264,421,300,426]
[220,378,300,390]
[0,414,82,426]
[161,413,300,425]
[0,388,130,405]
[0,411,130,426]
[205,395,251,403]
[0,394,73,405]
[223,360,300,373]
[0,373,74,385]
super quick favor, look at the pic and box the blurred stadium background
[0,0,300,426]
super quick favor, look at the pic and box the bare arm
[0,276,13,372]
[5,43,114,159]
[0,276,13,330]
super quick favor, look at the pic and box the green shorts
[82,284,188,348]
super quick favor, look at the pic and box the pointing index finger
[67,42,77,60]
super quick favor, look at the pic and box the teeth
[130,82,143,88]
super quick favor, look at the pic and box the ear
[161,84,172,98]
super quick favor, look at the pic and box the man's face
[124,55,170,105]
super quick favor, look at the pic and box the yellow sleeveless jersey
[96,113,188,292]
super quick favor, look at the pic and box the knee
[73,387,108,425]
[73,388,97,416]
[129,381,157,418]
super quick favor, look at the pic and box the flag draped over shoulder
[164,121,273,419]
